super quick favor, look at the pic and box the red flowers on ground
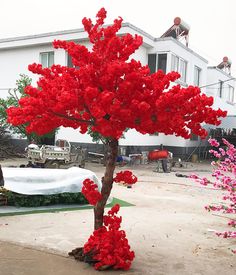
[82,179,102,206]
[83,204,135,270]
[114,170,137,185]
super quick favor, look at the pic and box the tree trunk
[0,165,4,186]
[94,139,118,229]
[68,139,118,260]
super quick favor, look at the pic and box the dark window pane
[219,81,223,98]
[190,133,198,141]
[157,54,167,73]
[194,66,201,86]
[48,52,54,67]
[148,54,157,74]
[67,54,73,68]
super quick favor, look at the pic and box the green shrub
[4,191,88,207]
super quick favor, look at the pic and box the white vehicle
[27,139,86,168]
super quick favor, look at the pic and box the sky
[1,0,236,75]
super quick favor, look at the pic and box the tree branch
[8,88,19,102]
[50,111,94,125]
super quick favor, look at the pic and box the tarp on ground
[2,167,102,195]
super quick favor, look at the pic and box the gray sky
[1,0,236,75]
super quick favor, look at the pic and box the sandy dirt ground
[0,158,235,275]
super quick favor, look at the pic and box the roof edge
[208,66,234,78]
[0,22,156,45]
[155,37,208,63]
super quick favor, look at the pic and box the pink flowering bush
[190,138,236,254]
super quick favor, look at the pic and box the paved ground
[0,159,236,275]
[0,241,126,275]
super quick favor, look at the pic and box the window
[67,54,73,68]
[149,132,159,136]
[218,80,223,98]
[194,66,201,86]
[157,54,167,73]
[148,54,157,74]
[171,54,187,82]
[179,59,187,82]
[228,85,234,102]
[148,53,167,74]
[171,55,179,72]
[190,133,198,141]
[67,54,80,69]
[40,52,54,68]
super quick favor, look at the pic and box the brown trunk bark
[0,165,4,186]
[68,139,118,259]
[94,139,118,230]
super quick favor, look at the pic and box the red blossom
[114,170,137,185]
[82,179,102,206]
[83,204,135,270]
[5,7,230,269]
[6,8,226,140]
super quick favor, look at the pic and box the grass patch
[0,197,134,217]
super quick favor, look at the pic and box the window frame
[40,51,54,68]
[218,80,223,98]
[157,53,167,74]
[148,52,168,74]
[147,54,157,74]
[171,54,187,83]
[228,85,235,103]
[190,133,198,141]
[194,66,201,86]
[67,53,74,68]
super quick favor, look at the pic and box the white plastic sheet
[2,167,102,195]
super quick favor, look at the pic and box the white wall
[151,38,208,88]
[55,127,95,143]
[0,44,55,89]
[55,127,189,147]
[120,129,188,147]
[206,67,236,103]
[131,45,148,65]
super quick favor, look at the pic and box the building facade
[0,20,235,157]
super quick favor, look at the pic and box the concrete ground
[0,159,235,275]
[0,241,121,275]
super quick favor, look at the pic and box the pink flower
[208,138,220,147]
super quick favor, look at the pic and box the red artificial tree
[7,8,227,270]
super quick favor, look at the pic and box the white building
[0,18,235,157]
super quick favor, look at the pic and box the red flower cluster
[7,8,226,140]
[114,170,137,185]
[83,204,135,270]
[82,179,102,206]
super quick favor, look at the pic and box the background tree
[190,138,236,254]
[7,7,226,258]
[0,126,19,159]
[0,74,55,144]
